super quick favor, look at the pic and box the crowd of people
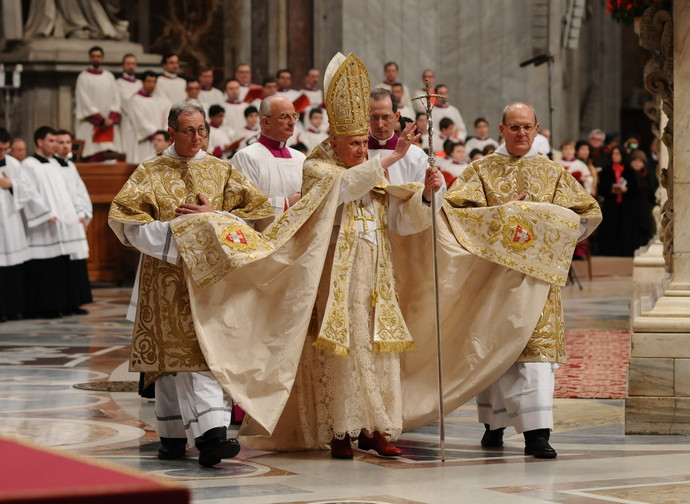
[2,46,652,468]
[0,126,92,322]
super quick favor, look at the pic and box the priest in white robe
[231,96,306,219]
[22,127,89,318]
[220,79,249,136]
[116,53,142,102]
[74,46,122,159]
[123,71,169,164]
[433,84,467,143]
[54,130,93,313]
[368,88,446,195]
[154,53,187,106]
[198,68,224,112]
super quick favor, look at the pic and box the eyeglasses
[175,127,208,138]
[267,113,300,121]
[370,114,396,123]
[504,123,535,134]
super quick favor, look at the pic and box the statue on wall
[24,0,129,40]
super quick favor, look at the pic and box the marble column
[627,1,690,434]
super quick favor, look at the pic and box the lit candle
[12,64,22,88]
[0,64,5,87]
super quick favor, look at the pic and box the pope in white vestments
[163,61,597,463]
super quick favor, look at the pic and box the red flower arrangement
[606,0,659,25]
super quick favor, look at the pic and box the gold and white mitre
[323,52,370,137]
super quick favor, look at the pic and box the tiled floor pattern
[3,276,690,503]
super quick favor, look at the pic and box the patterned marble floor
[2,268,690,504]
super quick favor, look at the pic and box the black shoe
[480,424,505,448]
[524,429,557,459]
[72,307,89,315]
[158,437,187,460]
[195,427,241,467]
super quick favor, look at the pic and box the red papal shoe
[357,431,403,457]
[330,434,353,459]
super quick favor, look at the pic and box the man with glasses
[231,96,306,218]
[122,70,168,163]
[368,88,445,197]
[109,101,273,467]
[445,102,601,459]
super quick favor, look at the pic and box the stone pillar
[627,1,690,434]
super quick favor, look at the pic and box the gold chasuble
[108,152,273,376]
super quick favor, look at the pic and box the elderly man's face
[369,96,400,140]
[331,134,368,167]
[499,104,539,157]
[261,97,297,142]
[589,133,604,148]
[170,110,206,157]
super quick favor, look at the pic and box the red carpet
[0,436,189,504]
[554,329,630,399]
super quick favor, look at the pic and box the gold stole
[313,189,415,358]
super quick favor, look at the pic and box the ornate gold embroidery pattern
[325,53,370,137]
[517,286,566,363]
[444,201,579,285]
[111,154,274,374]
[372,190,415,353]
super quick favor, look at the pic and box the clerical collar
[368,133,398,150]
[277,87,290,92]
[165,144,207,160]
[474,136,488,141]
[33,153,53,163]
[120,73,137,82]
[302,85,318,91]
[53,155,69,167]
[137,89,152,97]
[0,158,5,167]
[201,86,214,91]
[225,98,242,105]
[495,143,541,159]
[307,127,321,134]
[562,156,576,162]
[435,103,448,108]
[245,125,259,131]
[383,80,395,86]
[87,66,103,75]
[162,71,178,79]
[257,134,291,158]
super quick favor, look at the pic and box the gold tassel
[312,337,350,358]
[372,340,417,353]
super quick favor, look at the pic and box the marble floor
[2,266,690,504]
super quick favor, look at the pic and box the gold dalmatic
[108,153,273,375]
[444,152,602,363]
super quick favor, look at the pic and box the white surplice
[123,92,169,164]
[231,142,306,218]
[74,69,121,157]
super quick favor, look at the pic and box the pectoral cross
[354,202,374,234]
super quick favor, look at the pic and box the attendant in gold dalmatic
[444,102,601,458]
[108,100,273,467]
